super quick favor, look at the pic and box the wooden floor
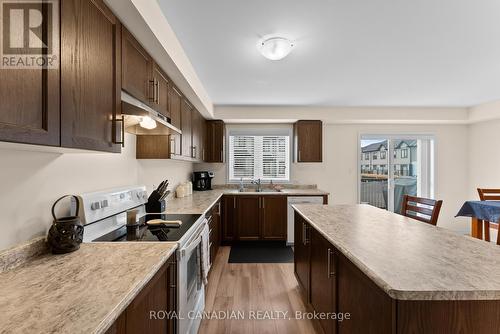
[199,246,322,334]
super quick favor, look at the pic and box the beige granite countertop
[165,187,329,215]
[0,241,177,334]
[293,204,500,301]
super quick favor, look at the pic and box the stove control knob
[101,200,109,208]
[90,202,101,210]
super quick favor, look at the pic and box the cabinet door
[222,196,236,242]
[310,228,337,334]
[61,0,121,153]
[205,120,225,162]
[261,196,287,240]
[236,196,261,240]
[294,212,311,301]
[152,63,170,118]
[122,26,153,104]
[191,109,204,161]
[337,253,394,333]
[209,201,221,264]
[168,85,182,130]
[168,86,182,157]
[126,264,168,333]
[181,99,193,158]
[294,120,322,162]
[0,2,59,147]
[166,258,177,334]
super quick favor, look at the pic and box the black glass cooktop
[93,214,202,242]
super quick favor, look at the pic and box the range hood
[121,91,181,135]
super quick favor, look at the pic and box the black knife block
[146,190,167,221]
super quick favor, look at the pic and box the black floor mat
[228,242,294,263]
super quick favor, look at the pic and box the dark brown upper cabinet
[181,99,193,158]
[0,7,60,146]
[261,195,287,240]
[294,120,323,162]
[151,63,170,119]
[191,109,204,161]
[205,120,225,163]
[121,26,153,105]
[168,85,182,130]
[61,0,121,153]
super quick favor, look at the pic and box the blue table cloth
[456,201,500,223]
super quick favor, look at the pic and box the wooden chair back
[401,195,443,226]
[477,188,500,201]
[476,188,500,245]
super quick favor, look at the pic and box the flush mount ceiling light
[258,37,294,61]
[139,116,157,130]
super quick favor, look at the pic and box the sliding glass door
[359,135,434,213]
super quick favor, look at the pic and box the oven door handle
[181,235,202,257]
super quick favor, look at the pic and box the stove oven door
[178,220,206,334]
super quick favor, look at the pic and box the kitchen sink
[238,188,282,193]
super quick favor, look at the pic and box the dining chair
[477,188,500,244]
[401,195,443,226]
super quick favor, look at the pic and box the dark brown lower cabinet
[294,212,500,334]
[337,253,394,334]
[105,254,177,334]
[221,195,290,242]
[236,196,261,240]
[208,200,222,265]
[310,228,336,334]
[294,212,311,301]
[222,195,236,243]
[261,196,287,240]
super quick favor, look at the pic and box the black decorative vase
[47,195,84,254]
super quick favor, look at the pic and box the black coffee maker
[193,171,214,191]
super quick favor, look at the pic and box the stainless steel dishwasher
[287,196,325,244]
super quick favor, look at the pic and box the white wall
[197,123,471,233]
[0,134,193,251]
[216,106,469,124]
[468,100,500,197]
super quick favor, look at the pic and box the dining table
[456,200,500,242]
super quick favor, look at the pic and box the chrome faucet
[251,178,262,192]
[238,178,245,192]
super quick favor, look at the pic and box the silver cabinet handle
[262,197,265,209]
[327,248,335,277]
[233,197,236,209]
[304,225,310,245]
[156,80,160,104]
[220,150,223,162]
[191,146,197,159]
[298,150,302,162]
[302,223,306,245]
[149,80,155,101]
[327,248,332,278]
[170,137,175,155]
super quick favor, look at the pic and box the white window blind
[229,135,290,182]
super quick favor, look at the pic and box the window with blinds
[229,135,290,181]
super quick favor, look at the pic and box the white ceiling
[158,0,500,107]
